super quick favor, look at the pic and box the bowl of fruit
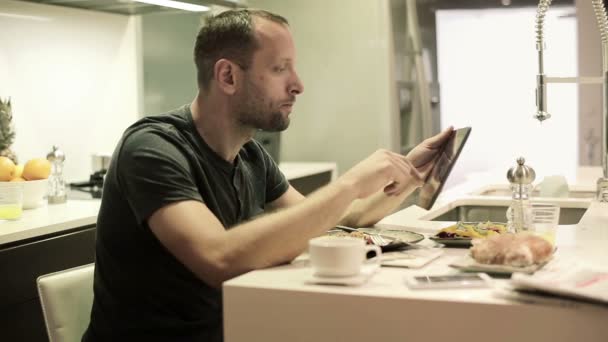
[0,156,51,209]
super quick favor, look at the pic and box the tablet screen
[416,127,472,210]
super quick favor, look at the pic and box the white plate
[449,255,551,275]
[304,265,379,286]
[429,236,472,247]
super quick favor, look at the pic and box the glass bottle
[47,145,67,204]
[506,157,535,233]
[597,177,608,202]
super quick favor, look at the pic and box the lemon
[13,164,24,179]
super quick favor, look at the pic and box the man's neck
[190,92,254,163]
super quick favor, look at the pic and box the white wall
[249,0,399,174]
[0,0,140,182]
[436,7,578,186]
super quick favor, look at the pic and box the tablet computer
[417,127,472,210]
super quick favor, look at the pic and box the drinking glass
[0,183,24,220]
[530,203,560,244]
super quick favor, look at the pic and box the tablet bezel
[416,127,472,210]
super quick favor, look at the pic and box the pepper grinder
[506,157,536,233]
[47,145,67,204]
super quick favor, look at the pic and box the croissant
[470,233,553,267]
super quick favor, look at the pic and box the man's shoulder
[113,106,197,170]
[122,106,192,145]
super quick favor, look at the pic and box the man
[83,9,453,342]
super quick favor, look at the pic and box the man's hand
[340,149,424,199]
[406,126,454,178]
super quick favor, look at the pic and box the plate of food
[324,229,375,244]
[324,227,425,252]
[356,228,424,244]
[430,221,507,247]
[449,232,554,275]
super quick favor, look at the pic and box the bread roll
[470,233,552,267]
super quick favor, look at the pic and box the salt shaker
[47,145,67,204]
[506,157,535,233]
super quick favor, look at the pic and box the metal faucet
[534,0,608,202]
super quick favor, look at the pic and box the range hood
[18,0,244,15]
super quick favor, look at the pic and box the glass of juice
[0,183,24,220]
[530,203,560,245]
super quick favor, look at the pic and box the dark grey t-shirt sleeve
[117,129,203,224]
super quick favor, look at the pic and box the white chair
[36,263,95,342]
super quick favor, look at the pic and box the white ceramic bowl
[22,179,49,209]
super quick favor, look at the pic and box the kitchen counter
[223,198,608,342]
[279,161,337,181]
[0,200,100,246]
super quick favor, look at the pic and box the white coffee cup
[308,236,382,277]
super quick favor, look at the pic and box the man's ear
[214,59,237,95]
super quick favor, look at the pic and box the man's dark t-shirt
[82,105,289,342]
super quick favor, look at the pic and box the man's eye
[274,66,286,73]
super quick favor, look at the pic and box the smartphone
[405,273,492,290]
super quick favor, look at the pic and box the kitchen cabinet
[0,200,100,341]
[0,226,96,341]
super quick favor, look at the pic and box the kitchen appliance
[69,154,111,200]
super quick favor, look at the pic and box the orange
[9,177,25,182]
[0,156,16,181]
[13,164,24,179]
[22,158,51,180]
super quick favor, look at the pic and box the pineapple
[0,97,18,164]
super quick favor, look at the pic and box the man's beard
[235,80,291,132]
[237,106,290,132]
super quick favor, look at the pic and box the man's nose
[289,72,304,95]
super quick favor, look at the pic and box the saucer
[449,255,551,275]
[305,265,379,286]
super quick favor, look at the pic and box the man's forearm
[221,178,359,276]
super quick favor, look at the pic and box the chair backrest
[37,263,95,342]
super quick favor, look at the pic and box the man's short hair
[194,9,289,90]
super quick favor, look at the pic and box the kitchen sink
[478,189,595,199]
[472,184,596,199]
[428,204,587,225]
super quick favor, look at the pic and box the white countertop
[223,193,608,342]
[279,161,337,180]
[0,200,101,245]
